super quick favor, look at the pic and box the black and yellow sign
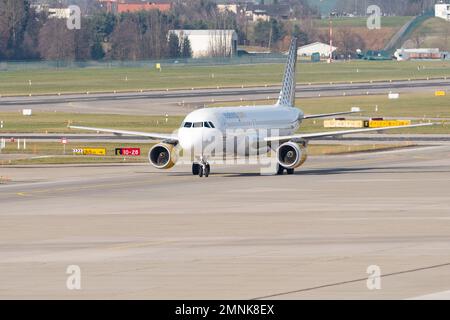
[73,148,106,156]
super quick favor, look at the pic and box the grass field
[312,16,413,28]
[0,142,153,165]
[0,113,183,133]
[406,17,450,51]
[306,0,338,14]
[0,93,448,135]
[0,141,414,165]
[310,16,413,50]
[1,60,450,95]
[214,92,450,134]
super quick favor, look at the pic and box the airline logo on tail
[276,37,298,108]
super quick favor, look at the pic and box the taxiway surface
[1,145,449,299]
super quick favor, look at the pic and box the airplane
[70,37,433,178]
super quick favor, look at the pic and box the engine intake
[149,143,178,169]
[277,142,307,169]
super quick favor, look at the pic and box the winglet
[276,37,298,108]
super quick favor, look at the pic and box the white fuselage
[177,104,304,157]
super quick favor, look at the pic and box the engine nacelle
[276,142,307,169]
[149,143,179,169]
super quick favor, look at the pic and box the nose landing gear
[192,160,210,178]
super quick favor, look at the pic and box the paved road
[1,79,449,115]
[1,144,449,299]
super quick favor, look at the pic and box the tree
[168,32,181,58]
[253,19,286,48]
[74,22,91,60]
[412,30,426,48]
[292,24,309,47]
[269,19,285,45]
[0,0,29,59]
[91,41,105,60]
[38,19,76,61]
[181,36,192,58]
[109,17,141,60]
[335,28,366,57]
[253,21,271,47]
[20,7,46,59]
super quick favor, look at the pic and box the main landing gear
[192,161,210,178]
[276,164,295,175]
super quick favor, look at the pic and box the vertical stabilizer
[276,37,298,107]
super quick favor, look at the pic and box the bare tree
[412,30,426,48]
[208,30,233,57]
[335,28,366,57]
[109,17,141,60]
[38,19,76,61]
[0,0,28,58]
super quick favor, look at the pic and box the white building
[435,3,450,21]
[48,8,72,19]
[217,4,239,14]
[169,30,238,58]
[30,5,71,19]
[297,42,337,57]
[394,48,441,61]
[251,10,270,22]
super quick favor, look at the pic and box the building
[217,4,239,14]
[244,3,292,22]
[31,4,71,19]
[48,8,72,19]
[251,10,270,22]
[435,2,450,21]
[394,48,441,61]
[169,30,238,58]
[98,0,172,14]
[297,42,337,58]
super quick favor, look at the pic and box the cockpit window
[184,121,215,128]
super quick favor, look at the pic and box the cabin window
[193,122,203,128]
[183,122,192,128]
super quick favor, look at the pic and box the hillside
[404,18,450,51]
[312,16,413,51]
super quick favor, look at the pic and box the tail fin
[276,37,298,107]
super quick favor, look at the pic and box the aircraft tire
[192,163,200,175]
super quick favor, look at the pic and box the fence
[0,54,292,72]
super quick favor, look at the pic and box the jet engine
[276,142,307,169]
[149,143,179,169]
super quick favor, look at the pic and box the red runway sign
[115,148,141,156]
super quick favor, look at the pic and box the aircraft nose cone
[178,129,193,150]
[178,129,205,154]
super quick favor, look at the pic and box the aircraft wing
[69,125,178,142]
[303,110,361,119]
[264,123,434,142]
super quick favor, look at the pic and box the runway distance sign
[73,148,106,156]
[115,148,141,156]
